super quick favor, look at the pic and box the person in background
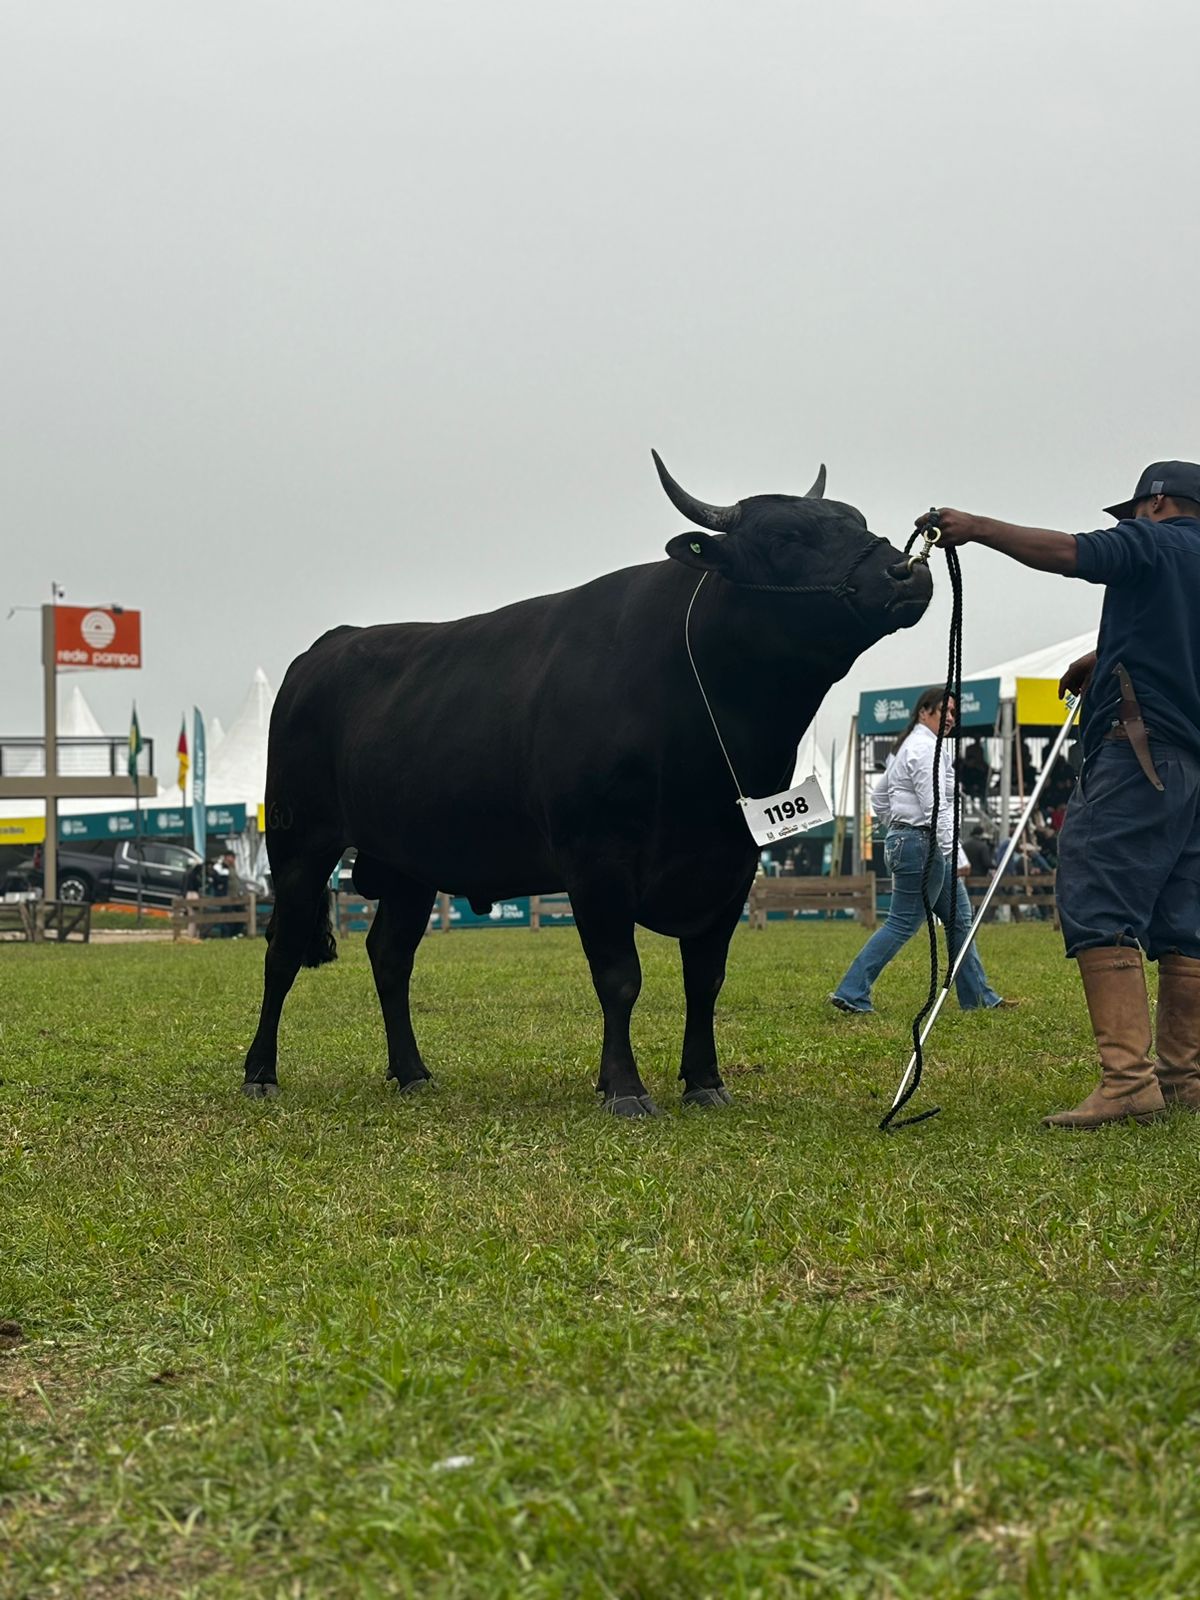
[963,823,998,922]
[830,687,1011,1014]
[961,740,992,805]
[210,849,243,938]
[919,460,1200,1126]
[963,823,995,879]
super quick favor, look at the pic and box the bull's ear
[665,531,733,574]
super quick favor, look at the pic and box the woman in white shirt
[831,686,1008,1014]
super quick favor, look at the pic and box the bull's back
[267,565,677,886]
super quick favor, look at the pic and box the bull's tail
[265,887,338,968]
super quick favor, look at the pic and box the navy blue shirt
[1073,516,1200,760]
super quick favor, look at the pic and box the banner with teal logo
[59,803,245,843]
[192,708,207,859]
[857,677,1001,733]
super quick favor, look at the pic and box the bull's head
[654,451,932,641]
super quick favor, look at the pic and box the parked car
[4,840,204,907]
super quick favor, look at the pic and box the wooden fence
[747,874,877,929]
[963,871,1058,925]
[171,895,260,940]
[530,893,574,931]
[0,899,91,943]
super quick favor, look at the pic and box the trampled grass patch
[3,924,1200,1597]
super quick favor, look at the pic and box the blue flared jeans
[833,826,1002,1013]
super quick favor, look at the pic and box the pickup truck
[4,840,204,906]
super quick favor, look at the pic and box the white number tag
[738,776,833,846]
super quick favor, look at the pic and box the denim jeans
[1057,738,1200,959]
[833,826,1003,1012]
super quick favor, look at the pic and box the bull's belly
[634,857,756,939]
[349,807,754,933]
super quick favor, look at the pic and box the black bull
[244,456,932,1114]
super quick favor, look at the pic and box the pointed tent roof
[57,684,110,778]
[59,684,105,738]
[205,668,274,808]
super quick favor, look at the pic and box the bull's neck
[683,576,847,794]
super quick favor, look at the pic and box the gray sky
[3,0,1196,776]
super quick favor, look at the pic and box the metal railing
[0,736,155,779]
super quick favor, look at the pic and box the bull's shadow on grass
[4,926,1200,1598]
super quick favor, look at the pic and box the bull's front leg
[677,898,745,1109]
[569,881,659,1119]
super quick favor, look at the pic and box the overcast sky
[3,0,1196,780]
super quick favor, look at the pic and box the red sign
[54,606,142,669]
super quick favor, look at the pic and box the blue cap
[1104,460,1200,520]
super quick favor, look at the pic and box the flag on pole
[177,717,190,791]
[191,708,207,861]
[128,703,144,779]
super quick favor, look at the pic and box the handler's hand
[1059,650,1097,700]
[913,508,986,548]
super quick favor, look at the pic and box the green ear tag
[690,541,702,554]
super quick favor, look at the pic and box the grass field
[3,923,1200,1599]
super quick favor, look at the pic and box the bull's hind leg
[366,878,437,1092]
[569,886,658,1118]
[677,892,747,1108]
[243,849,342,1097]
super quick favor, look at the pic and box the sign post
[0,604,155,902]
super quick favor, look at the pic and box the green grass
[2,925,1199,1598]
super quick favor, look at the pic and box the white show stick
[887,691,1081,1113]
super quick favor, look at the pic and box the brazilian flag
[128,703,144,780]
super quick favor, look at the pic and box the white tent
[967,631,1098,700]
[58,685,108,777]
[208,668,273,808]
[153,670,274,813]
[60,685,104,738]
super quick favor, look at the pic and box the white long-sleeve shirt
[870,722,958,858]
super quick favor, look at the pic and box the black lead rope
[878,519,965,1133]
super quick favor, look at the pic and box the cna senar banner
[58,804,245,842]
[54,606,142,669]
[857,677,1001,734]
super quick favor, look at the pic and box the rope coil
[879,515,964,1132]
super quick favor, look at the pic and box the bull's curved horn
[806,464,827,499]
[651,450,742,531]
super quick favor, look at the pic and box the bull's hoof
[605,1093,662,1118]
[682,1085,733,1109]
[389,1075,433,1096]
[242,1080,279,1099]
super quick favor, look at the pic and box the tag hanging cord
[685,574,747,801]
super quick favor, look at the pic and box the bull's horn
[806,464,827,499]
[651,450,742,531]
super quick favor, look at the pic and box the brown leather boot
[1043,947,1166,1128]
[1154,953,1200,1111]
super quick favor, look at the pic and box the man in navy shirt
[920,461,1200,1129]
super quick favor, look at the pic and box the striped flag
[177,717,190,791]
